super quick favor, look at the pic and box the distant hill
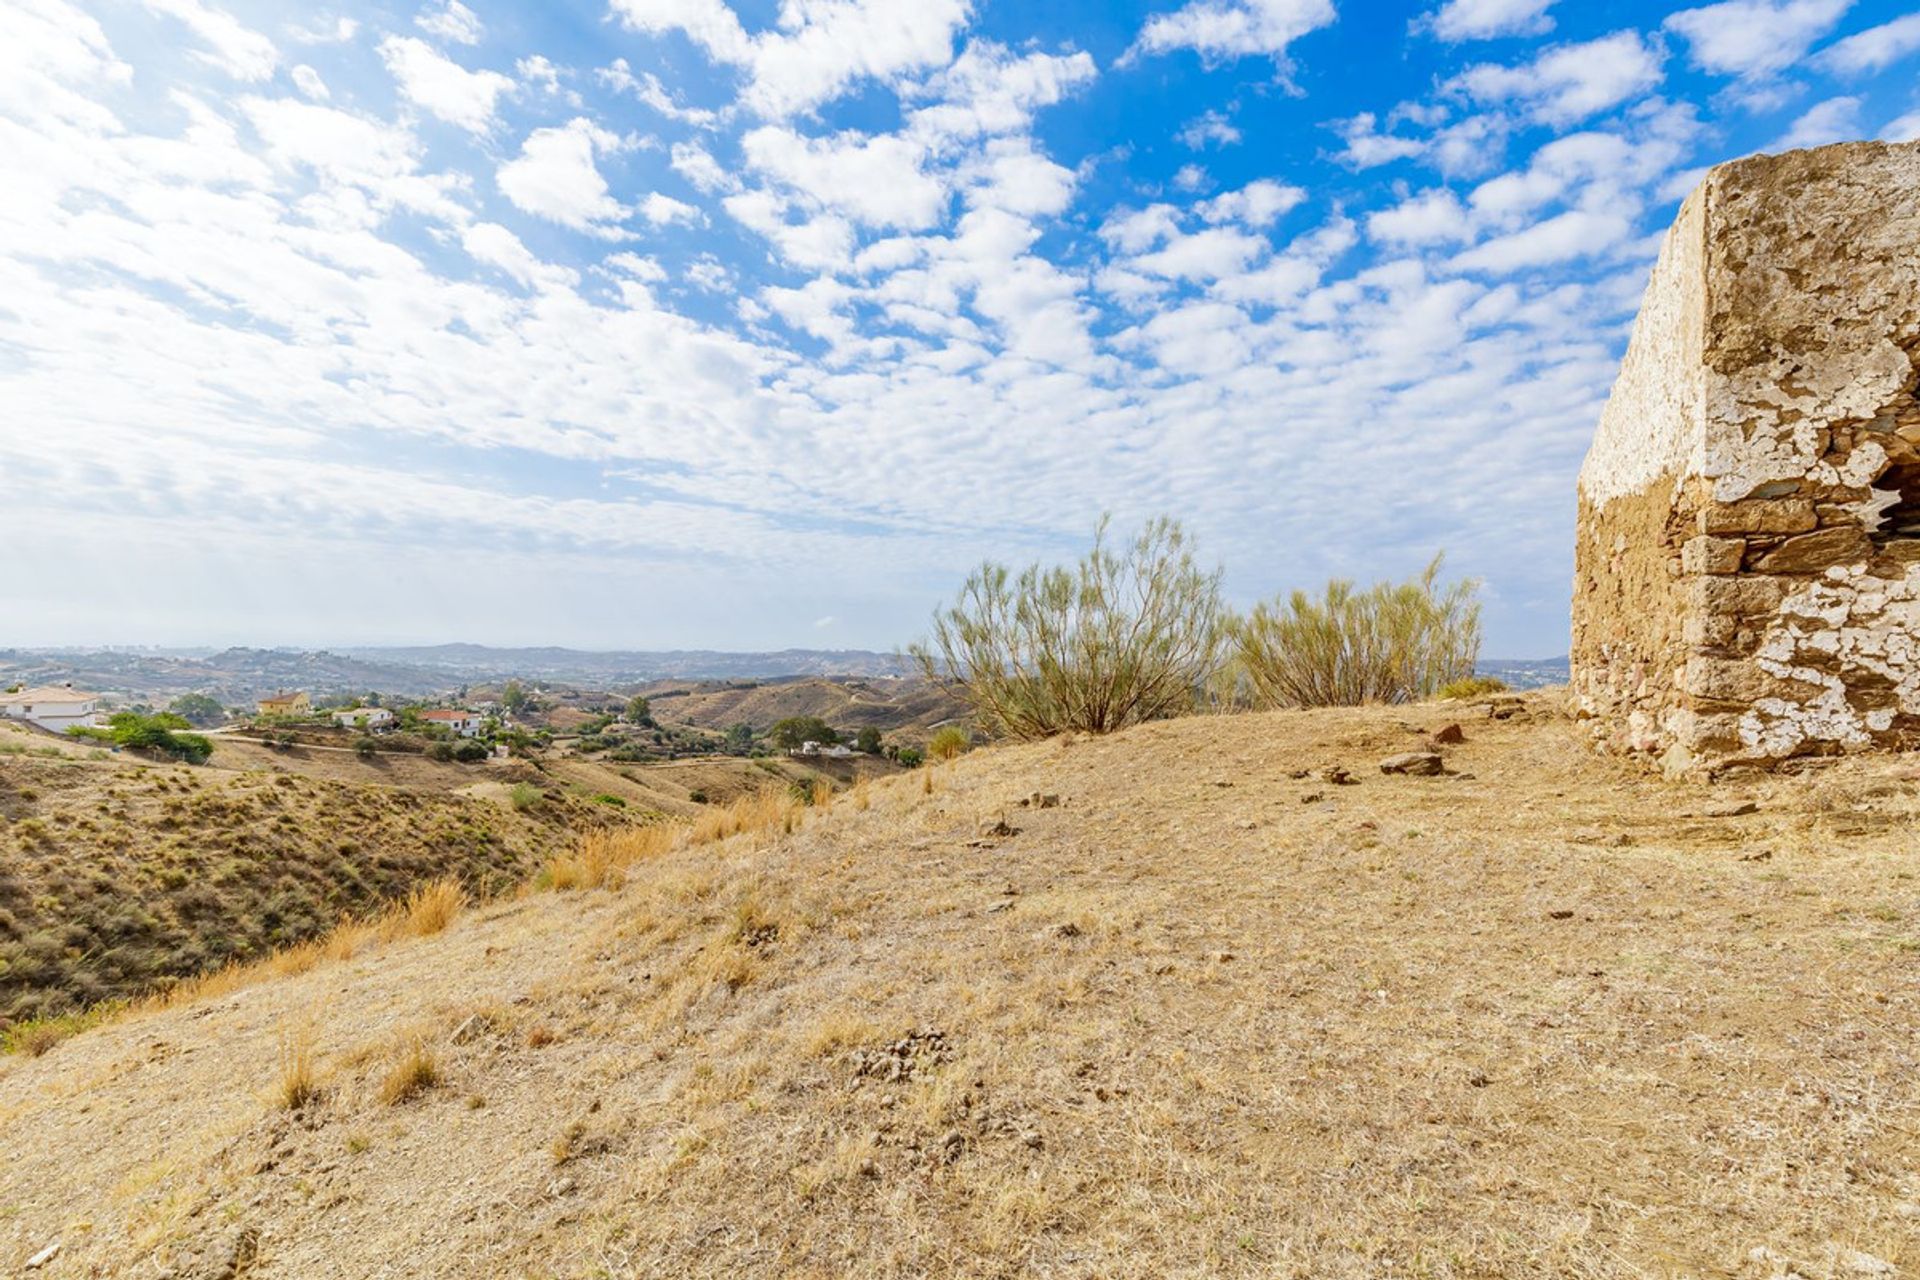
[0,646,451,704]
[343,645,915,684]
[642,676,968,741]
[0,645,918,706]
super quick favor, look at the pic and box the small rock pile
[850,1027,952,1085]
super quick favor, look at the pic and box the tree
[770,716,836,750]
[1232,554,1481,708]
[724,722,755,756]
[911,516,1227,740]
[166,693,226,727]
[502,680,528,715]
[353,736,378,760]
[855,726,882,754]
[625,695,654,726]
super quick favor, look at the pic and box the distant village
[1,677,930,767]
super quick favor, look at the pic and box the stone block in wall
[1699,499,1817,535]
[1750,526,1873,574]
[1681,535,1745,575]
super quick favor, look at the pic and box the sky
[3,0,1918,656]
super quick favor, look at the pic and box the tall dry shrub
[911,517,1226,740]
[1233,555,1481,707]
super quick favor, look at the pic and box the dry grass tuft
[545,823,678,891]
[276,1024,320,1110]
[396,879,466,938]
[377,1035,440,1106]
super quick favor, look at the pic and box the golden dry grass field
[4,693,1920,1278]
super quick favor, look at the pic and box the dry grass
[11,697,1920,1278]
[394,879,466,938]
[376,1035,441,1106]
[275,1024,320,1111]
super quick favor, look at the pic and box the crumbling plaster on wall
[1571,139,1920,767]
[1739,562,1920,756]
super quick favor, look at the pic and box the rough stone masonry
[1572,139,1920,773]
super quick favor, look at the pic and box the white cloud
[903,42,1097,149]
[1129,0,1336,63]
[610,0,970,118]
[378,35,513,133]
[722,190,856,270]
[1450,30,1663,125]
[1329,112,1426,168]
[670,141,735,193]
[1770,95,1861,151]
[289,15,358,43]
[497,117,630,235]
[961,138,1079,217]
[604,251,667,282]
[741,126,948,230]
[1883,109,1920,143]
[1131,226,1269,282]
[1664,0,1852,78]
[640,191,701,226]
[463,222,576,289]
[1450,208,1630,271]
[1420,0,1555,41]
[598,58,718,126]
[1178,110,1241,148]
[516,55,562,94]
[1368,188,1472,245]
[1101,204,1184,253]
[240,95,469,221]
[1197,179,1304,227]
[141,0,277,80]
[1817,13,1920,74]
[290,64,329,100]
[415,0,483,44]
[1173,163,1209,191]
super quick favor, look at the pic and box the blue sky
[3,0,1917,655]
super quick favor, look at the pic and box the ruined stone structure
[1572,139,1920,772]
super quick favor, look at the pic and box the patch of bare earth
[4,694,1920,1278]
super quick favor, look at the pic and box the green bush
[354,737,378,760]
[591,792,627,808]
[452,741,490,763]
[508,783,542,811]
[102,713,213,764]
[895,747,924,768]
[928,726,971,761]
[855,726,882,754]
[427,741,455,762]
[1232,555,1481,708]
[912,516,1225,739]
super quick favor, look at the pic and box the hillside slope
[4,696,1920,1277]
[646,676,966,741]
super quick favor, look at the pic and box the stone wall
[1572,139,1920,772]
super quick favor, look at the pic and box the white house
[333,707,395,731]
[792,740,854,759]
[0,684,104,732]
[420,709,483,738]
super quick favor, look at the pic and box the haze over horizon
[5,0,1917,655]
